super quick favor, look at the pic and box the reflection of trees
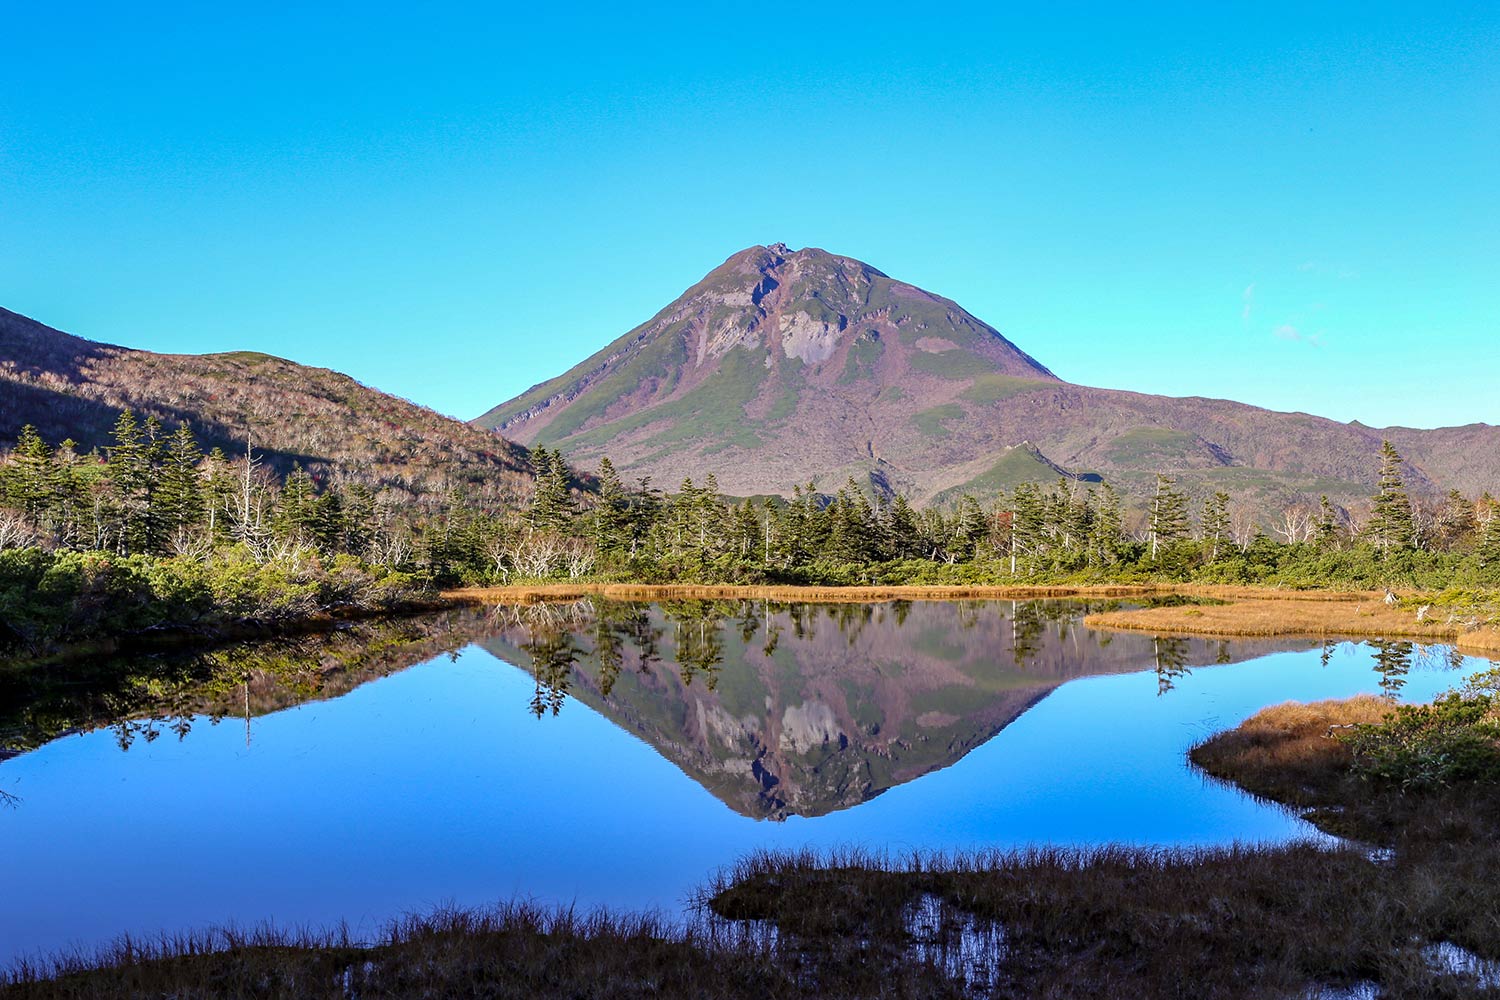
[788,604,815,641]
[1153,637,1191,696]
[0,611,497,758]
[1370,640,1414,699]
[664,601,727,691]
[525,628,582,718]
[831,602,875,643]
[1009,601,1046,669]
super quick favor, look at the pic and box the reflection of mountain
[479,600,1307,820]
[3,599,1322,820]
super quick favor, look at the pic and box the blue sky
[2,2,1495,428]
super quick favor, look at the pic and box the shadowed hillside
[0,307,537,501]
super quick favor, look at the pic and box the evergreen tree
[1148,473,1190,560]
[106,409,155,553]
[591,457,632,560]
[312,486,348,553]
[1091,483,1123,565]
[276,465,318,543]
[155,423,205,541]
[1010,482,1047,573]
[887,494,920,559]
[1,425,53,527]
[1315,495,1342,548]
[1364,441,1414,554]
[1200,491,1231,561]
[528,449,576,531]
[1478,513,1500,572]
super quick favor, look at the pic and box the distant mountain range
[0,306,537,500]
[6,245,1497,512]
[477,244,1500,507]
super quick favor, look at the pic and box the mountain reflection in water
[1,598,1440,821]
[484,599,1310,819]
[0,599,1489,968]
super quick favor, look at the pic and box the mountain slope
[477,245,1498,506]
[1,307,536,500]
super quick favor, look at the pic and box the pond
[0,598,1489,966]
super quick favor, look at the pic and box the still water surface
[0,599,1489,964]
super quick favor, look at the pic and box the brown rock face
[476,245,1498,506]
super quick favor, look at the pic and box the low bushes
[0,547,424,654]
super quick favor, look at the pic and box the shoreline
[1082,598,1500,655]
[442,581,1383,605]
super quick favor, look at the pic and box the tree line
[3,412,1500,588]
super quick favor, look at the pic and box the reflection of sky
[0,640,1488,965]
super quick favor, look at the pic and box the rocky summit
[476,245,1500,507]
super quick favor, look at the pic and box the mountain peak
[473,244,1061,498]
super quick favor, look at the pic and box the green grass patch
[930,448,1061,505]
[961,374,1052,404]
[909,350,997,380]
[837,332,885,384]
[914,403,965,438]
[1102,426,1204,465]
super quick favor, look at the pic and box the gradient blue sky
[2,2,1495,428]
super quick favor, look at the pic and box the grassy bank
[445,580,1382,605]
[1084,589,1500,653]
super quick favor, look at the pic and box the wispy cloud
[1273,324,1323,347]
[1241,283,1255,324]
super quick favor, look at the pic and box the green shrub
[1339,669,1500,790]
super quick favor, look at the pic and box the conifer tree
[528,449,576,531]
[887,494,919,559]
[1010,482,1047,573]
[1148,473,1190,561]
[106,409,155,553]
[1364,441,1414,554]
[1,425,53,527]
[156,423,205,541]
[1314,495,1342,548]
[1091,483,1123,565]
[591,457,631,559]
[1478,513,1500,572]
[276,466,318,543]
[1200,491,1231,561]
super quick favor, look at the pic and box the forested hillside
[0,306,537,503]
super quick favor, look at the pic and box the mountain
[0,306,536,500]
[477,244,1499,507]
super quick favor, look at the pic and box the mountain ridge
[476,244,1500,507]
[0,306,538,501]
